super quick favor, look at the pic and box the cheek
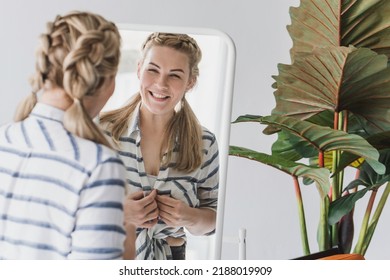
[173,81,189,94]
[139,73,153,86]
[109,80,116,94]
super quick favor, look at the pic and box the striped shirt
[0,103,127,259]
[102,105,219,260]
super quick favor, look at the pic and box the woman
[0,11,134,259]
[100,32,219,260]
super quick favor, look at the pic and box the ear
[186,77,196,91]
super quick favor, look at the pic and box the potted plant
[230,0,390,257]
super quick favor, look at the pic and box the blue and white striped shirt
[103,105,219,260]
[0,103,127,259]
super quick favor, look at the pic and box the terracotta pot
[320,254,365,260]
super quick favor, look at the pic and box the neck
[40,87,73,111]
[139,106,174,133]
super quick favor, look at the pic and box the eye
[147,68,158,73]
[170,73,182,79]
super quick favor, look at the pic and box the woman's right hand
[124,189,159,228]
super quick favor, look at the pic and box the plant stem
[335,110,344,197]
[292,176,310,255]
[331,150,339,247]
[342,110,349,132]
[361,183,390,255]
[353,189,377,254]
[318,151,324,168]
[319,195,330,251]
[330,112,342,197]
[333,111,339,131]
[330,111,344,247]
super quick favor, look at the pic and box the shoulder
[97,142,123,163]
[201,126,217,149]
[0,121,17,135]
[98,119,111,132]
[0,122,11,136]
[99,110,139,139]
[72,135,124,170]
[0,122,11,130]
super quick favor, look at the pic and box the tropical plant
[230,0,390,257]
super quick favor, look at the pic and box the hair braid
[14,21,57,121]
[14,11,121,148]
[61,13,120,147]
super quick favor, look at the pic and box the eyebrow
[149,62,185,73]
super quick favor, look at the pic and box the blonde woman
[100,33,219,260]
[0,11,134,259]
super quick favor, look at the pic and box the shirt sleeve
[67,156,126,259]
[197,132,219,212]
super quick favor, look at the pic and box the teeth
[152,92,167,99]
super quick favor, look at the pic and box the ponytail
[14,31,52,122]
[64,98,112,147]
[163,98,203,172]
[14,93,38,122]
[100,93,141,146]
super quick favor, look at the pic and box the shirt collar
[126,102,141,136]
[30,102,65,122]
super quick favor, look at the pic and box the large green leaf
[329,151,390,224]
[271,111,366,171]
[288,0,390,59]
[346,151,390,190]
[229,145,330,197]
[336,131,390,172]
[328,188,369,225]
[272,46,390,134]
[233,114,385,174]
[271,130,316,161]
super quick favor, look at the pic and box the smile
[150,91,170,100]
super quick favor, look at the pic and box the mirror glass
[102,24,235,259]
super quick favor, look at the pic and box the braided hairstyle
[100,32,203,172]
[14,11,121,147]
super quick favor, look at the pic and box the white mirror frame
[112,23,236,259]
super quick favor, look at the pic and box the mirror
[102,24,235,259]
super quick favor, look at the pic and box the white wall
[1,0,388,259]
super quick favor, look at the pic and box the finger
[144,199,158,213]
[124,200,156,226]
[141,218,158,228]
[157,201,172,214]
[148,189,158,198]
[158,205,174,220]
[158,214,174,226]
[135,202,158,225]
[128,190,156,209]
[134,209,158,228]
[145,206,159,221]
[142,189,158,205]
[156,195,175,206]
[128,190,145,200]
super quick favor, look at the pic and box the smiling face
[137,46,194,119]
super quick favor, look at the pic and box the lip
[150,91,170,101]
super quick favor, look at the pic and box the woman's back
[0,103,126,259]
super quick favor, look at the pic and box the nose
[156,75,168,90]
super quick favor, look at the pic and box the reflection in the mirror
[102,25,235,259]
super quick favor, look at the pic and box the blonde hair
[100,32,203,172]
[14,11,121,147]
